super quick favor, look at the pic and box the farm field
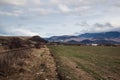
[48,45,120,80]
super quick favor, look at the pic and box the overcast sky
[0,0,120,37]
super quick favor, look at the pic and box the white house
[91,43,98,46]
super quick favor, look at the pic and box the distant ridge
[79,31,120,38]
[46,31,120,44]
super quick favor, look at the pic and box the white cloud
[74,6,91,15]
[39,9,52,15]
[30,8,53,15]
[11,28,39,36]
[58,4,71,13]
[105,6,120,16]
[0,25,39,36]
[33,0,41,5]
[75,21,89,26]
[0,10,23,16]
[0,0,27,6]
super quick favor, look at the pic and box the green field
[48,45,120,80]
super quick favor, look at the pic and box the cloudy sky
[0,0,120,37]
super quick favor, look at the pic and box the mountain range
[46,31,120,44]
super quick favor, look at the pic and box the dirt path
[0,46,59,80]
[35,46,59,80]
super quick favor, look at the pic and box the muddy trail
[0,46,59,80]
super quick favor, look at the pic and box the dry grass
[0,48,32,77]
[0,46,59,80]
[0,46,6,52]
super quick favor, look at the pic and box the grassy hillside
[48,45,120,80]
